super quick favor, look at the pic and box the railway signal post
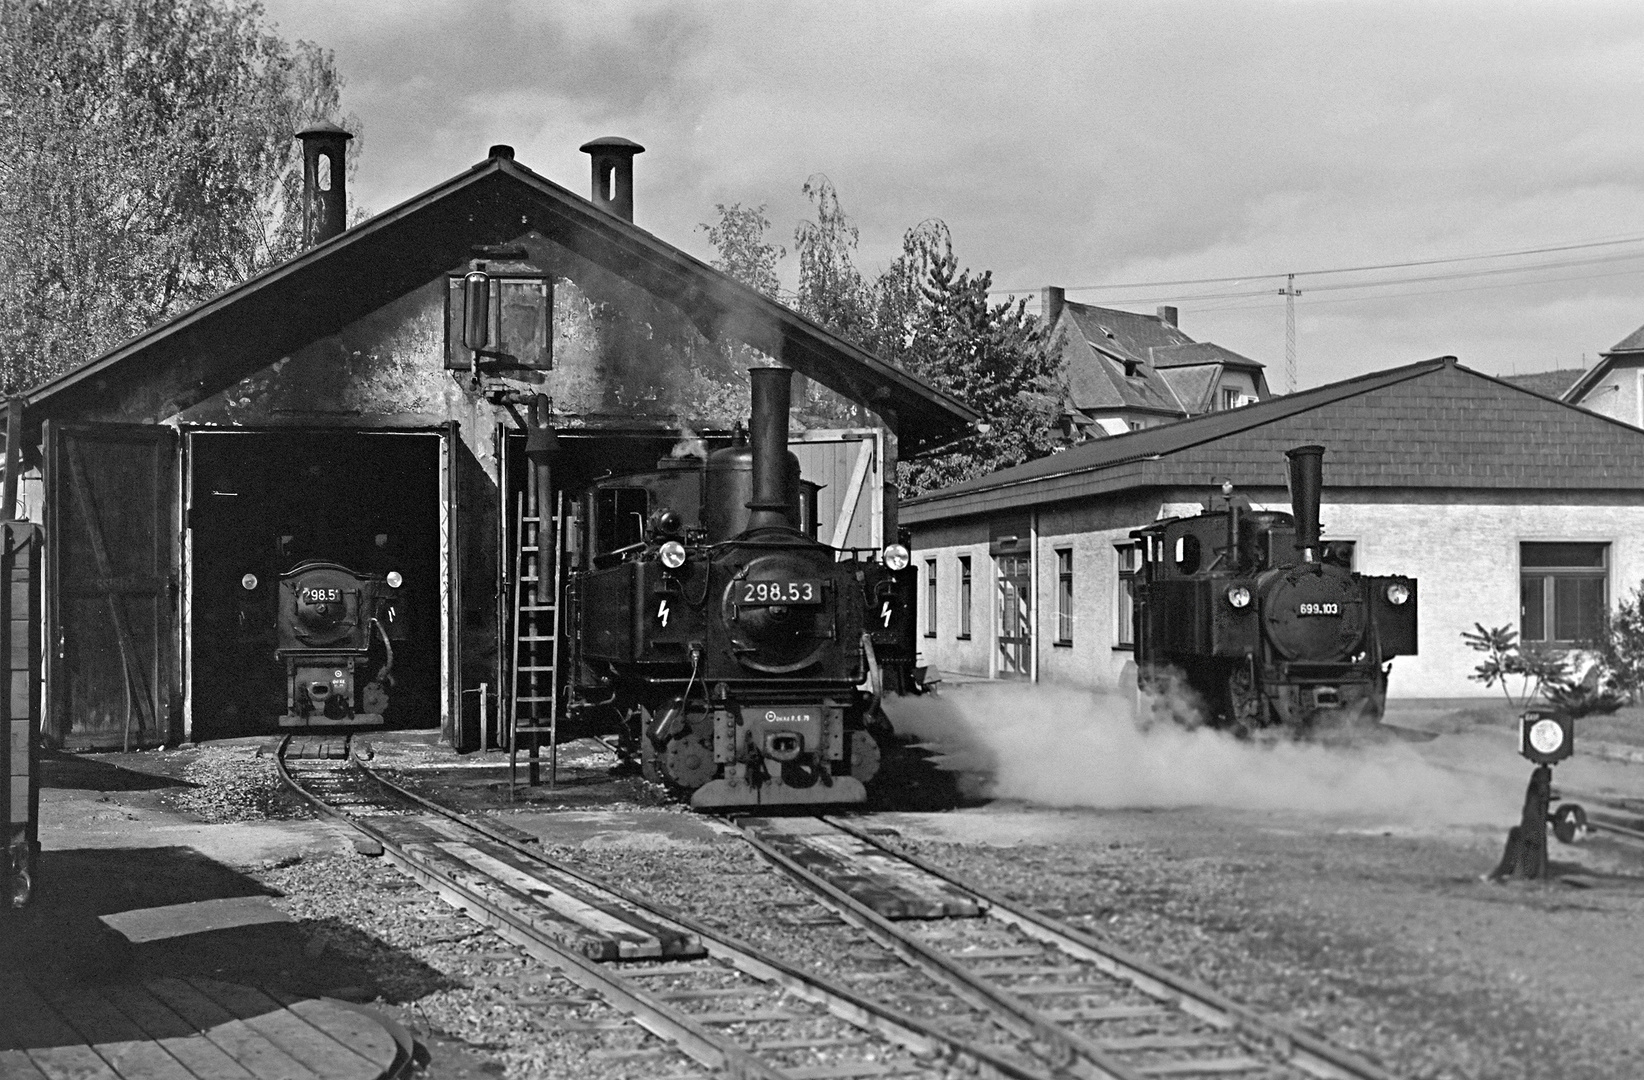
[1489,709,1576,881]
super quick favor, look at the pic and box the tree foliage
[701,176,1059,497]
[0,0,355,391]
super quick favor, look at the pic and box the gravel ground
[23,726,1644,1080]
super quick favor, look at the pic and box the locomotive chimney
[296,121,352,247]
[1286,445,1324,564]
[579,136,645,222]
[745,367,793,531]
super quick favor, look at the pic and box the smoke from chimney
[579,136,645,222]
[296,121,352,247]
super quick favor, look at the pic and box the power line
[989,230,1644,296]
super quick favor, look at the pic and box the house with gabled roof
[903,356,1644,699]
[1563,323,1644,427]
[1042,287,1270,441]
[2,130,975,751]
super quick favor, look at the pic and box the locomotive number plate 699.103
[1298,602,1340,616]
[740,579,822,605]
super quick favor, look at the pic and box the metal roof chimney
[296,121,352,247]
[579,136,644,222]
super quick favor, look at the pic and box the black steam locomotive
[562,368,916,809]
[243,560,408,727]
[1131,446,1417,733]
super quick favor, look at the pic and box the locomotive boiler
[1130,446,1417,733]
[562,368,915,809]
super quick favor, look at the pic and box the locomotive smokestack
[1286,445,1324,564]
[579,136,645,222]
[296,121,352,247]
[746,367,793,531]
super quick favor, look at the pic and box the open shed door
[790,429,883,551]
[44,422,178,749]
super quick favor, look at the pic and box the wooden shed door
[44,422,178,749]
[789,429,881,550]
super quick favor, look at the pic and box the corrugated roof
[16,153,976,453]
[904,356,1644,523]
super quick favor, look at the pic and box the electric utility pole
[1280,273,1300,394]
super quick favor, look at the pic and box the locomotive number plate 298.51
[740,579,823,605]
[1298,602,1340,616]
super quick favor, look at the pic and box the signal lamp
[883,544,911,571]
[659,541,687,569]
[1386,582,1411,605]
[386,571,403,589]
[1520,709,1573,765]
[241,573,258,591]
[1226,585,1252,609]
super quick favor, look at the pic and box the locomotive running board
[692,775,867,809]
[278,713,385,727]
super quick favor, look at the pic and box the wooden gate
[44,423,178,749]
[789,429,881,550]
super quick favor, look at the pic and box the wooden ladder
[509,487,564,794]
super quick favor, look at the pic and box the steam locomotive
[1130,446,1417,733]
[561,368,917,809]
[241,559,408,727]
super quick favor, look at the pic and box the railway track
[735,816,1400,1080]
[276,735,1064,1079]
[277,735,1401,1080]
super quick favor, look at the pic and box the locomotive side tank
[564,368,911,808]
[1131,445,1417,733]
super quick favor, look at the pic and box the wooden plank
[1096,1035,1225,1052]
[828,439,874,550]
[1134,1059,1268,1076]
[0,981,122,1080]
[1040,1004,1174,1023]
[98,984,259,1080]
[742,819,981,919]
[28,985,195,1080]
[141,979,327,1080]
[787,1064,900,1080]
[188,982,387,1080]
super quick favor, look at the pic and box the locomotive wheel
[661,731,717,789]
[848,729,882,784]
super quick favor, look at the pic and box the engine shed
[5,131,975,751]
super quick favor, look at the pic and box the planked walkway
[0,976,407,1080]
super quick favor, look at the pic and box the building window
[1055,548,1074,645]
[1221,387,1243,410]
[1521,542,1607,644]
[1116,542,1140,648]
[924,559,937,638]
[958,556,972,639]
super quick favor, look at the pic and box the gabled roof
[14,151,975,453]
[904,356,1644,523]
[1500,367,1584,401]
[1565,323,1644,403]
[1058,302,1185,415]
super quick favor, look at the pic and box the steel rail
[822,815,1402,1080]
[275,737,787,1079]
[287,737,1064,1080]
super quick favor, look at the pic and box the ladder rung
[518,635,555,642]
[515,695,555,703]
[518,665,556,672]
[519,605,556,612]
[513,726,558,734]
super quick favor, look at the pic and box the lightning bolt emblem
[658,599,670,627]
[881,601,893,628]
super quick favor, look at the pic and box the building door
[996,553,1032,678]
[44,422,178,749]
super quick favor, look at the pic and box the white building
[905,357,1644,699]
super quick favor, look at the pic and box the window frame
[1054,547,1074,646]
[957,555,972,640]
[923,558,937,639]
[1519,541,1609,646]
[1115,541,1140,649]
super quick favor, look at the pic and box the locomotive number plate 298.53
[300,587,343,603]
[1298,602,1340,616]
[740,579,823,605]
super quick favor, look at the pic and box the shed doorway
[185,431,442,739]
[996,553,1032,678]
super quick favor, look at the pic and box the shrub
[1460,623,1569,710]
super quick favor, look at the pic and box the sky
[259,0,1644,393]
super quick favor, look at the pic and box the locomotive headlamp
[658,540,687,569]
[1520,709,1574,765]
[883,544,911,571]
[241,573,258,591]
[1226,585,1252,609]
[386,571,403,589]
